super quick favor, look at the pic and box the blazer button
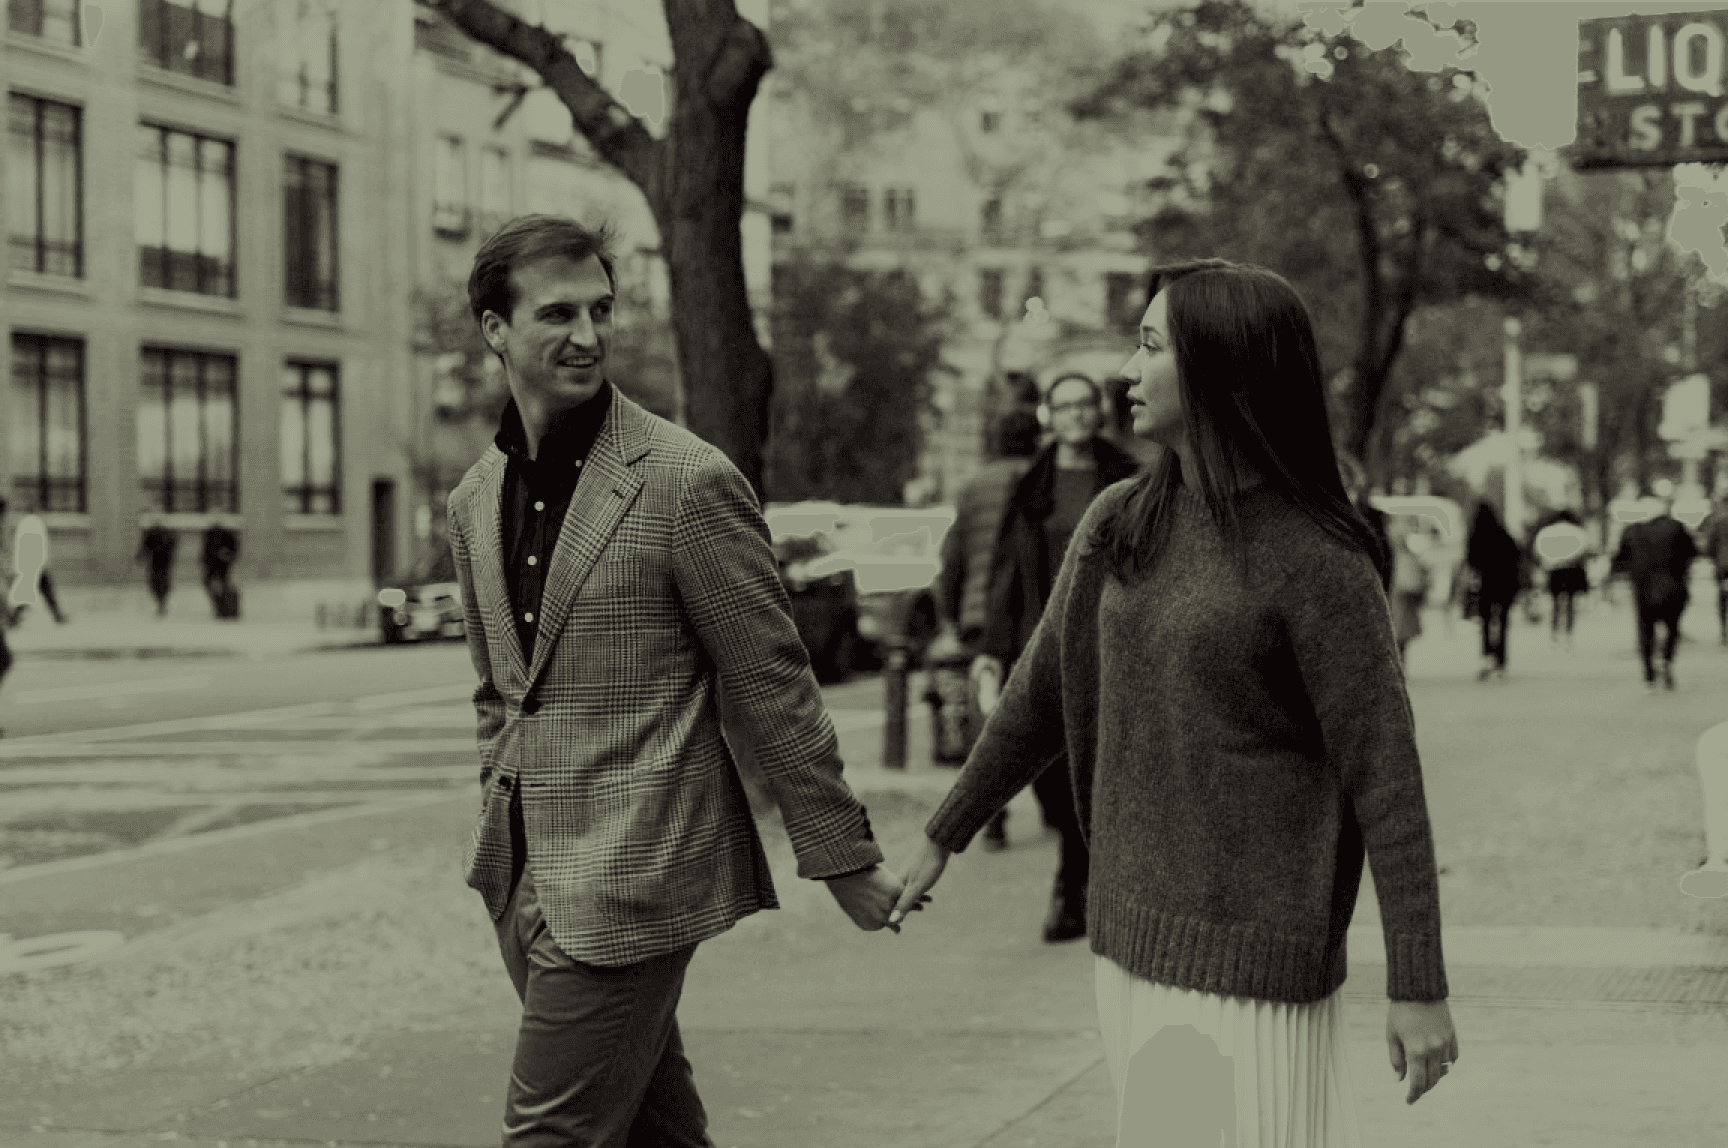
[521,696,542,715]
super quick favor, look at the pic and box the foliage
[766,258,955,503]
[1072,0,1531,473]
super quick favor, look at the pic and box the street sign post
[1577,10,1728,168]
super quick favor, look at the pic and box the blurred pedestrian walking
[932,408,1042,845]
[448,215,915,1146]
[0,498,27,738]
[1699,492,1728,644]
[972,374,1141,940]
[137,516,178,618]
[10,503,66,624]
[1613,494,1699,691]
[1465,503,1521,681]
[894,259,1456,1145]
[1531,510,1590,651]
[201,519,241,618]
[1388,521,1430,667]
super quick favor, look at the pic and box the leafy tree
[417,0,776,495]
[766,258,954,503]
[1072,0,1531,478]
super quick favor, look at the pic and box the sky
[1311,0,1728,282]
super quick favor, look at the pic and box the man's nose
[568,312,598,346]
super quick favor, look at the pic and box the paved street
[0,586,1725,1147]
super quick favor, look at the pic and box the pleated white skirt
[1095,955,1364,1148]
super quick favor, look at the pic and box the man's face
[1046,378,1102,446]
[482,254,614,416]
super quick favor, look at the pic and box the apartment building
[3,0,772,617]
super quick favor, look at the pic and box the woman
[890,260,1457,1146]
[1465,502,1522,681]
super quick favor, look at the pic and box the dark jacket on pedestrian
[1614,514,1699,610]
[202,525,239,573]
[935,412,1042,649]
[1466,504,1522,604]
[982,437,1141,663]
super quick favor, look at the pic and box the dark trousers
[148,567,171,615]
[0,625,11,689]
[1716,571,1727,639]
[1635,596,1685,679]
[35,570,63,622]
[1549,590,1577,636]
[493,869,712,1148]
[1479,600,1510,667]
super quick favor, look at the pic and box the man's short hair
[468,214,620,331]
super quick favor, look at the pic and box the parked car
[377,547,466,645]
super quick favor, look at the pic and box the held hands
[888,834,951,929]
[825,865,928,934]
[1386,999,1459,1105]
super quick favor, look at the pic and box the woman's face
[1120,291,1184,445]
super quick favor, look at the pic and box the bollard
[882,640,908,771]
[1679,720,1728,899]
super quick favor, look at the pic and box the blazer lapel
[468,449,530,688]
[524,393,648,690]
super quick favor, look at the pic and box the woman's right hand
[889,834,951,927]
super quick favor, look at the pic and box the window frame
[138,346,239,514]
[8,332,87,513]
[280,359,341,515]
[978,267,1004,320]
[432,134,469,239]
[283,152,339,311]
[839,183,869,234]
[137,0,237,88]
[137,122,238,298]
[7,92,84,278]
[276,0,339,116]
[7,0,82,45]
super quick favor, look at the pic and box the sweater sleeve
[1281,541,1449,1002]
[924,488,1116,853]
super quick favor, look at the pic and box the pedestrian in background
[137,516,178,618]
[894,259,1457,1145]
[932,408,1043,849]
[449,215,915,1144]
[201,519,241,618]
[1465,503,1521,681]
[11,504,65,624]
[1698,492,1728,645]
[0,498,25,739]
[1613,493,1699,691]
[972,373,1141,941]
[1531,509,1590,651]
[1388,521,1430,667]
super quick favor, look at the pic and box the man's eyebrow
[534,295,615,315]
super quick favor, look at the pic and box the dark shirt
[494,382,615,665]
[492,380,613,896]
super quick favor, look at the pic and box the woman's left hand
[1386,999,1459,1105]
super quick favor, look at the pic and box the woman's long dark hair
[1090,259,1388,583]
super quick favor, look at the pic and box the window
[8,94,82,277]
[137,124,235,297]
[281,361,339,515]
[980,110,1000,133]
[1106,272,1142,332]
[138,347,238,513]
[9,334,85,512]
[433,135,468,238]
[840,183,869,233]
[980,197,1003,241]
[479,146,510,238]
[979,268,1004,320]
[138,0,235,87]
[884,188,916,232]
[284,155,338,310]
[7,0,81,44]
[276,0,338,115]
[1024,266,1045,307]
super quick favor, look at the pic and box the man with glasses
[972,374,1141,941]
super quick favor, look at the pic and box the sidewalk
[3,600,1728,1147]
[5,611,380,660]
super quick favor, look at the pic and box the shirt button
[525,611,534,623]
[527,556,537,566]
[534,500,545,511]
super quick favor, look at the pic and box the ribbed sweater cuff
[1383,931,1450,1001]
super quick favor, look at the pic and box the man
[201,519,240,618]
[1613,493,1699,691]
[1699,492,1728,644]
[932,408,1042,849]
[136,515,177,617]
[972,374,1140,942]
[449,215,917,1146]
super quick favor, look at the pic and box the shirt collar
[495,380,614,466]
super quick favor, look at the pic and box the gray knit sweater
[925,479,1449,1004]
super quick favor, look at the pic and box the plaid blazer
[449,391,884,966]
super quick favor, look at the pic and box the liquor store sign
[1577,10,1728,167]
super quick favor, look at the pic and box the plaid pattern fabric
[450,392,883,967]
